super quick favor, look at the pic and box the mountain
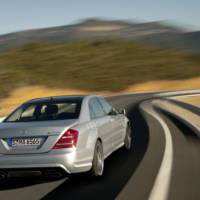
[0,18,199,54]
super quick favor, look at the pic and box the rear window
[4,101,82,122]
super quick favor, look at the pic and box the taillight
[53,128,79,149]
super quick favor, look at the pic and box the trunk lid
[0,119,78,154]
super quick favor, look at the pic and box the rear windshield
[4,100,82,122]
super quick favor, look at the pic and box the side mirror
[118,108,126,115]
[108,108,118,116]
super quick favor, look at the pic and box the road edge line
[140,101,173,200]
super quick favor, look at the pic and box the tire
[124,125,132,150]
[90,140,104,177]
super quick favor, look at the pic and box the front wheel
[90,140,104,177]
[124,125,132,150]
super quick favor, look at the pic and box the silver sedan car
[0,95,131,179]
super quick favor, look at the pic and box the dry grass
[1,76,200,117]
[0,86,112,117]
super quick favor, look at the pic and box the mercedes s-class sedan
[0,95,131,179]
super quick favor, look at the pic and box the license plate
[9,138,42,147]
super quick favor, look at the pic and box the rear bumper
[0,167,68,178]
[0,149,92,174]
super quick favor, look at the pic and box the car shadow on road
[0,177,58,190]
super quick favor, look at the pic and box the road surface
[0,92,200,200]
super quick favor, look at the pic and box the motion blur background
[0,0,200,116]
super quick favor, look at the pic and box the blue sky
[0,0,199,35]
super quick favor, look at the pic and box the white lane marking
[140,101,173,200]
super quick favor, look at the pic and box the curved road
[0,92,200,200]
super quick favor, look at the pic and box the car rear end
[0,96,91,178]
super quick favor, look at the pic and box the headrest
[45,105,58,115]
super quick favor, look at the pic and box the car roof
[26,95,88,104]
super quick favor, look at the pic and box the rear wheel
[124,125,132,150]
[90,140,104,177]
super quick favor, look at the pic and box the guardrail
[155,89,200,98]
[153,100,200,138]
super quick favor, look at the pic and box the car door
[97,98,125,149]
[89,98,113,157]
[112,111,126,146]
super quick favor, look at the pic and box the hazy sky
[0,0,199,35]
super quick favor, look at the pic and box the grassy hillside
[0,40,200,98]
[142,31,200,55]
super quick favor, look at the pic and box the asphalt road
[0,92,200,200]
